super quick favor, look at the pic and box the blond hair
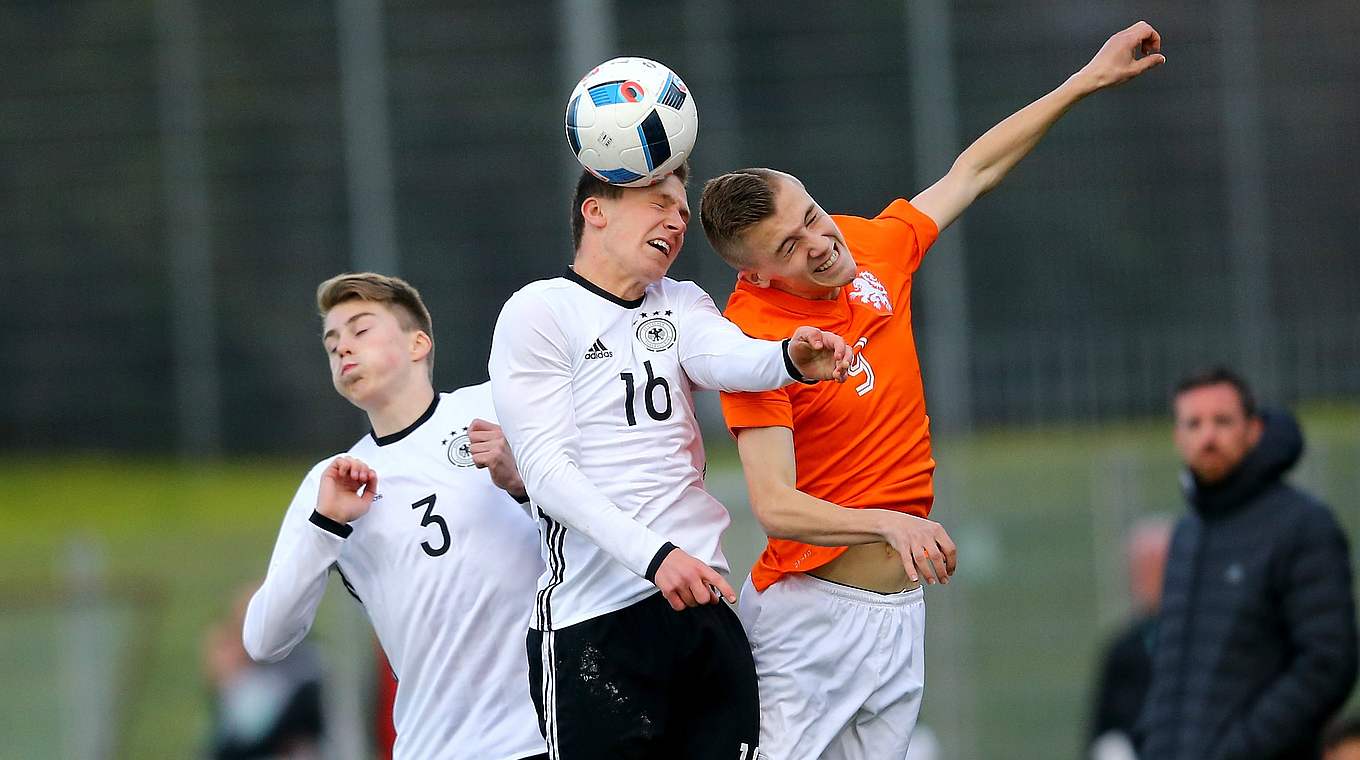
[316,272,435,374]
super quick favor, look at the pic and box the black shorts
[526,592,760,759]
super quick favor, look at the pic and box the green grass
[0,456,313,759]
[3,403,1357,758]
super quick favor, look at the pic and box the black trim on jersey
[536,509,568,631]
[333,564,363,604]
[309,509,354,538]
[370,394,440,446]
[644,542,679,583]
[512,491,531,504]
[564,267,644,309]
[781,338,817,385]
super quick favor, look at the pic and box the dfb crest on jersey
[635,312,677,352]
[443,427,474,467]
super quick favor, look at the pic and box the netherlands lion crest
[848,270,892,314]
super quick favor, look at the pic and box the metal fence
[3,0,1358,454]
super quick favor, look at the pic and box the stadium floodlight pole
[320,596,371,760]
[904,4,978,757]
[558,0,617,192]
[154,0,222,459]
[905,0,974,435]
[683,0,740,433]
[337,0,400,277]
[1217,0,1275,398]
[60,538,112,760]
[682,0,740,291]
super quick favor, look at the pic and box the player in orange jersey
[699,21,1165,759]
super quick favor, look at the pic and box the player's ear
[409,330,433,363]
[741,269,770,289]
[581,196,609,231]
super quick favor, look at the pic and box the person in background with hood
[1140,366,1357,759]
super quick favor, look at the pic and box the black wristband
[644,542,679,583]
[511,491,531,505]
[781,338,817,385]
[309,509,353,538]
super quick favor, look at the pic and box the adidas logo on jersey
[584,339,613,360]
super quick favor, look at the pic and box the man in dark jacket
[1140,367,1357,759]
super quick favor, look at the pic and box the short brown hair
[571,163,690,250]
[1173,365,1256,418]
[699,168,788,269]
[316,272,435,372]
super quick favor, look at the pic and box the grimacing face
[1173,382,1263,485]
[322,300,425,408]
[594,174,690,286]
[738,174,858,299]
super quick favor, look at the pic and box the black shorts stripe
[535,508,567,631]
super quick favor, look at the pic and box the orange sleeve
[834,198,940,274]
[720,386,793,435]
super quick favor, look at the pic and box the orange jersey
[720,199,940,591]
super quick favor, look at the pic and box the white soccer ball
[565,57,698,187]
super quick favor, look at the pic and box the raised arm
[911,20,1165,231]
[242,458,375,662]
[736,425,956,585]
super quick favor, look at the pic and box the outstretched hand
[1077,20,1165,92]
[316,456,378,524]
[787,326,851,383]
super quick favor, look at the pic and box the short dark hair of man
[1173,365,1257,418]
[570,163,690,251]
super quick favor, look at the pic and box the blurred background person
[1087,517,1172,759]
[1140,367,1357,759]
[203,584,324,760]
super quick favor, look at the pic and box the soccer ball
[564,57,698,187]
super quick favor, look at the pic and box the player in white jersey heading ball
[244,273,547,760]
[489,162,852,760]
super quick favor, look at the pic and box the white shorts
[738,572,926,760]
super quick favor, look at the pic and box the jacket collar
[1182,408,1303,518]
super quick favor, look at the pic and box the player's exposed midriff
[809,541,920,593]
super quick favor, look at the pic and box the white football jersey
[243,384,546,760]
[489,270,803,631]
